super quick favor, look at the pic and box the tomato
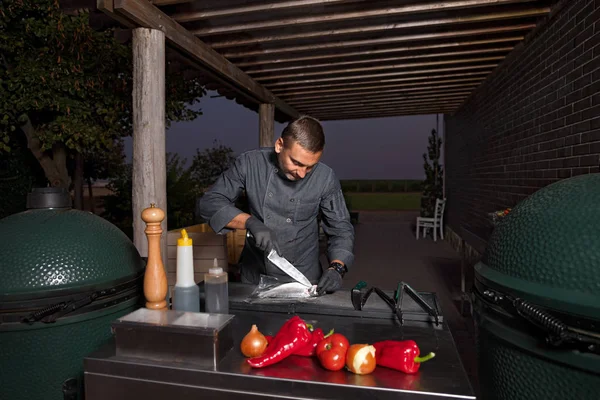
[346,344,376,375]
[316,333,350,371]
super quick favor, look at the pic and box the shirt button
[268,192,273,197]
[274,168,278,173]
[286,218,291,223]
[290,199,295,202]
[266,215,271,219]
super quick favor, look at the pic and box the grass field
[344,192,422,211]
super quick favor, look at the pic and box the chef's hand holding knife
[245,216,281,255]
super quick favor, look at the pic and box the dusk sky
[125,91,445,180]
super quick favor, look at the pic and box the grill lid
[475,173,600,320]
[0,188,144,299]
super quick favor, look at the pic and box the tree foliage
[166,153,201,230]
[190,140,236,192]
[0,0,206,189]
[421,128,444,217]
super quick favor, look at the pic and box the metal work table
[84,283,475,400]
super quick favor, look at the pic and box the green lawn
[344,192,422,211]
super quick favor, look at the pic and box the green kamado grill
[0,188,145,400]
[472,174,600,400]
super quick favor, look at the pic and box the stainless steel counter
[84,285,474,400]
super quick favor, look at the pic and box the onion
[240,324,268,358]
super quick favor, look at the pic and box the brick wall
[444,0,600,247]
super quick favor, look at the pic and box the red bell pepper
[373,340,435,374]
[264,325,334,357]
[294,325,334,357]
[246,316,311,368]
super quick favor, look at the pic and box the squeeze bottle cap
[209,267,223,274]
[177,229,193,246]
[209,258,223,274]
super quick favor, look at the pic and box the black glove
[317,268,343,295]
[245,216,281,255]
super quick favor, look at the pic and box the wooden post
[259,103,275,147]
[141,204,168,310]
[132,28,168,269]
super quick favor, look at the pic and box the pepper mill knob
[141,203,168,310]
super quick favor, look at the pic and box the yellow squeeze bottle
[172,229,200,312]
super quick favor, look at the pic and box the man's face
[275,138,322,181]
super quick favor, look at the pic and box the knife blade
[267,249,313,288]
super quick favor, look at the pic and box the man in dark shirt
[198,116,355,295]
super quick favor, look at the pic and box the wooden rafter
[243,47,515,74]
[264,64,498,88]
[288,91,475,108]
[307,99,466,113]
[221,24,536,58]
[313,107,460,120]
[278,81,485,101]
[206,7,549,48]
[315,108,458,121]
[234,37,524,67]
[186,0,541,35]
[295,96,470,112]
[254,56,505,82]
[167,0,355,21]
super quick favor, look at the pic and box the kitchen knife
[267,249,313,288]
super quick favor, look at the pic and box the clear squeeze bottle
[204,258,229,314]
[172,229,200,312]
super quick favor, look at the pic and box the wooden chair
[416,198,446,242]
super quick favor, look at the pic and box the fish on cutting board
[256,282,318,299]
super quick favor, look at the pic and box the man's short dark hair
[281,116,325,153]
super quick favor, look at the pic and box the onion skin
[346,344,376,375]
[241,324,268,358]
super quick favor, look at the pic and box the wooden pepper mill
[141,203,168,310]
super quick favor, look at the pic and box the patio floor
[327,210,479,396]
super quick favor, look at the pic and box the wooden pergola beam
[314,103,461,115]
[222,24,535,58]
[316,109,456,121]
[235,37,524,67]
[265,64,498,88]
[187,0,540,35]
[308,100,466,115]
[281,81,482,101]
[244,46,514,74]
[111,0,299,119]
[279,81,484,102]
[314,107,459,120]
[288,90,475,108]
[272,72,488,94]
[208,7,549,48]
[168,0,353,22]
[255,56,505,82]
[294,94,471,111]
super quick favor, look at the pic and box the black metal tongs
[351,280,440,327]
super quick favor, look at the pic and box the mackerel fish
[255,282,318,299]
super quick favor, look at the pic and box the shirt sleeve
[319,171,355,268]
[198,153,248,235]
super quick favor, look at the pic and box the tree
[82,139,126,213]
[421,128,443,217]
[0,135,47,219]
[102,162,134,238]
[166,153,200,230]
[103,152,203,235]
[190,140,236,192]
[0,0,205,192]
